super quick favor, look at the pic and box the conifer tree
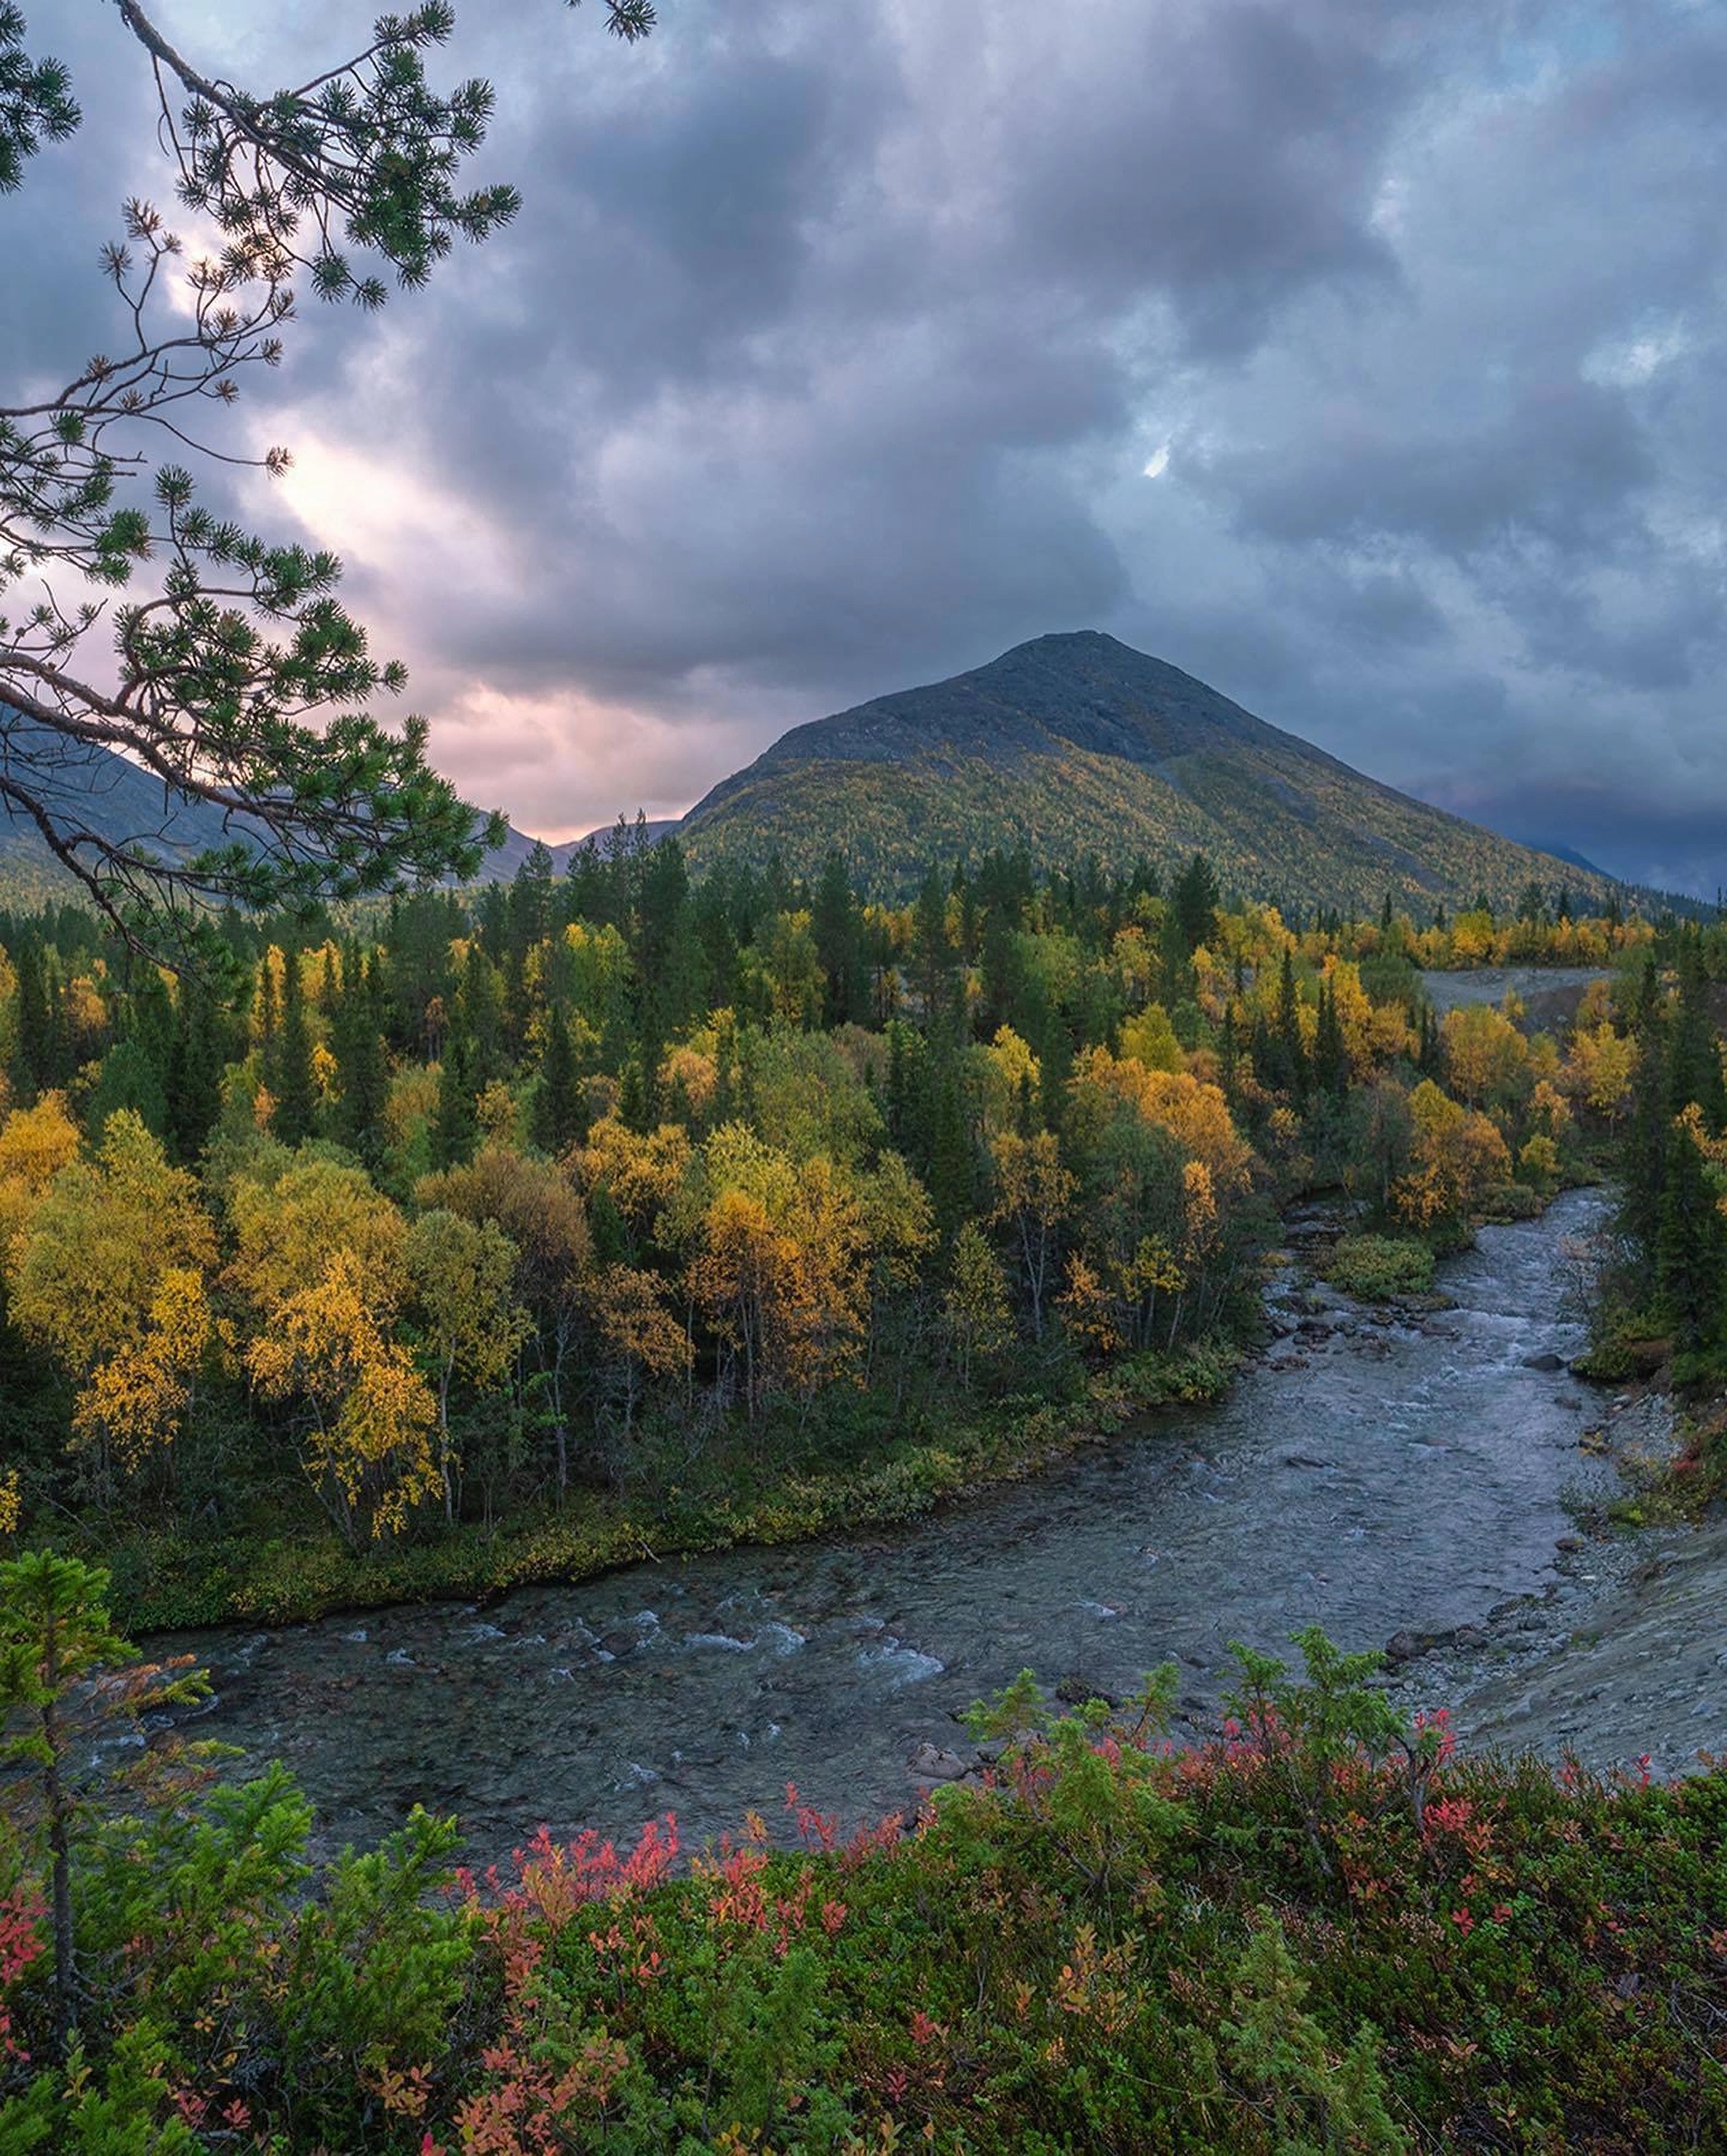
[1218,1008,1240,1100]
[813,851,864,1027]
[1669,938,1724,1130]
[884,1019,918,1153]
[8,942,65,1098]
[511,839,556,953]
[1314,978,1348,1100]
[431,1027,479,1171]
[272,949,317,1146]
[167,975,227,1164]
[1172,852,1220,954]
[531,1005,583,1156]
[928,1058,975,1236]
[1277,948,1309,1105]
[0,0,670,954]
[1657,1113,1727,1354]
[83,1038,168,1140]
[1416,1003,1444,1078]
[1621,955,1671,1261]
[912,867,952,1021]
[256,952,280,1100]
[458,940,505,1084]
[331,952,390,1166]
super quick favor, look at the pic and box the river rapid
[155,1187,1644,1863]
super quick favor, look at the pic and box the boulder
[908,1742,975,1782]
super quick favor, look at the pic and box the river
[157,1186,1634,1862]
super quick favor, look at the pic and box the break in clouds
[6,0,1725,889]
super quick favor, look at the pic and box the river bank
[1392,1383,1724,1782]
[150,1186,1668,1864]
[105,1334,1240,1633]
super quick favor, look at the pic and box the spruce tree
[813,851,863,1027]
[272,949,317,1146]
[912,867,952,1021]
[1250,1012,1287,1095]
[458,940,505,1083]
[928,1057,974,1237]
[8,942,47,1099]
[1620,955,1671,1267]
[1172,852,1220,954]
[84,1038,169,1139]
[1277,948,1309,1105]
[1218,1008,1240,1100]
[1670,938,1724,1131]
[167,976,227,1164]
[1416,1003,1444,1078]
[501,942,531,1063]
[256,954,280,1100]
[331,952,390,1165]
[532,1005,583,1155]
[885,1019,915,1150]
[1657,1113,1727,1355]
[431,1027,479,1170]
[1314,979,1348,1100]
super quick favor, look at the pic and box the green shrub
[1481,1180,1544,1222]
[7,1612,1727,2150]
[1323,1234,1435,1301]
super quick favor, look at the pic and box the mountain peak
[681,632,1617,909]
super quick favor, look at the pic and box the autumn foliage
[0,849,1653,1599]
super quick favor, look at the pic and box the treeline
[0,839,1651,1573]
[1592,925,1727,1390]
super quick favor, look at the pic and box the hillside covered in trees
[6,636,1674,928]
[680,633,1629,909]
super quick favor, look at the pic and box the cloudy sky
[6,0,1725,888]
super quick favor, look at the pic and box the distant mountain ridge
[0,638,1655,913]
[0,706,269,906]
[0,704,670,901]
[675,632,1625,911]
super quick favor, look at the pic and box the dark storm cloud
[998,0,1407,356]
[1219,381,1656,556]
[307,0,1453,713]
[5,0,1727,884]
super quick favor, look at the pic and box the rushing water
[157,1189,1612,1862]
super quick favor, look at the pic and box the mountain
[679,632,1621,911]
[1512,839,1612,881]
[0,707,669,902]
[0,707,256,906]
[0,643,1639,915]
